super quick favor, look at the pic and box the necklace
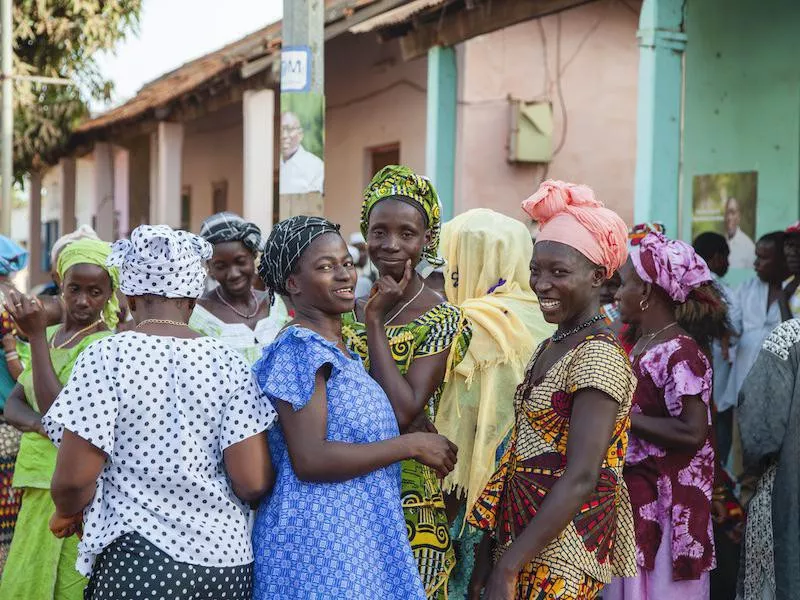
[136,319,192,329]
[385,282,425,326]
[215,287,259,319]
[632,321,677,357]
[551,313,604,343]
[50,319,103,349]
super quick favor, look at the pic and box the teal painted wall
[682,0,800,282]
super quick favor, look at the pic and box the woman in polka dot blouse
[251,216,459,599]
[41,226,276,600]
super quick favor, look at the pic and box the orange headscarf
[522,180,628,276]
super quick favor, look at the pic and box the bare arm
[51,429,107,517]
[481,389,619,598]
[3,384,45,435]
[278,366,456,483]
[630,396,708,452]
[223,432,274,505]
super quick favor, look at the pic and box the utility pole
[1,0,12,236]
[278,0,325,220]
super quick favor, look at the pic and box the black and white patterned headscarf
[259,216,340,297]
[200,212,262,253]
[108,225,213,299]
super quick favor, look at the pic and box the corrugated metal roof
[348,0,446,33]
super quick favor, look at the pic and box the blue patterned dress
[251,326,425,599]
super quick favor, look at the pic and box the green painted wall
[682,0,800,282]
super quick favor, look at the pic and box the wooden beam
[324,0,409,40]
[399,0,600,60]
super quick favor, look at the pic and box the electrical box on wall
[508,99,553,163]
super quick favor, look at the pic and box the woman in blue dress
[251,216,458,599]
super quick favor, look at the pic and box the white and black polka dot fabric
[107,224,212,299]
[42,332,276,577]
[85,532,252,600]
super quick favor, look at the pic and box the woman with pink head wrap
[468,181,637,600]
[605,231,730,600]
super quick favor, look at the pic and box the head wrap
[522,179,629,276]
[259,216,341,297]
[361,165,445,270]
[199,212,262,253]
[347,245,361,264]
[629,222,666,247]
[57,238,120,329]
[349,232,365,245]
[0,235,28,276]
[108,225,212,299]
[50,224,100,266]
[785,221,800,235]
[631,231,712,303]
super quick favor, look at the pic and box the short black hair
[759,231,785,250]
[692,232,729,262]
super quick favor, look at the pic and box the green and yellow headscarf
[360,165,445,270]
[57,238,120,330]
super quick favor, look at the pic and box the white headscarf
[108,225,212,299]
[50,224,100,266]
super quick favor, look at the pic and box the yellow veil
[435,209,554,524]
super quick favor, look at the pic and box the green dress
[342,303,471,599]
[0,326,112,599]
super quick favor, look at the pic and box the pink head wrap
[631,232,712,303]
[522,180,628,276]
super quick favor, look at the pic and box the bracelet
[5,351,17,361]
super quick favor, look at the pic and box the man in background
[725,197,756,269]
[279,111,323,194]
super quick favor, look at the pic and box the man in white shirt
[279,111,324,194]
[725,197,756,269]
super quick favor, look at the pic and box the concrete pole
[426,46,457,222]
[59,157,76,235]
[243,88,275,236]
[27,170,49,288]
[279,0,325,220]
[0,0,12,236]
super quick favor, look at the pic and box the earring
[639,298,649,312]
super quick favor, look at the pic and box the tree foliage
[12,0,141,179]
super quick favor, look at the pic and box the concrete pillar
[113,147,130,238]
[150,122,184,227]
[425,46,457,222]
[243,88,275,236]
[93,142,115,241]
[634,0,687,236]
[59,157,76,235]
[27,171,48,288]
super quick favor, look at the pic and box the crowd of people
[0,165,795,599]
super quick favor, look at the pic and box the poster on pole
[278,92,325,196]
[691,171,758,270]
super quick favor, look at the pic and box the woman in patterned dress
[468,180,637,600]
[342,165,471,599]
[191,212,289,364]
[605,231,722,600]
[251,216,458,599]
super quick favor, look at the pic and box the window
[212,180,228,214]
[367,143,400,184]
[180,186,191,231]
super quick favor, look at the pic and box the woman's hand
[364,260,413,322]
[5,291,47,338]
[405,413,438,434]
[406,432,457,478]
[2,333,16,353]
[49,510,83,539]
[482,561,518,600]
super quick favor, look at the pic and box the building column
[93,142,115,240]
[243,88,275,236]
[28,170,48,288]
[113,147,130,238]
[59,157,76,235]
[634,0,687,236]
[425,46,457,222]
[150,122,183,227]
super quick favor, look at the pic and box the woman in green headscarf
[343,165,471,599]
[0,238,117,598]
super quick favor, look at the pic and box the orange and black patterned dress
[468,332,638,599]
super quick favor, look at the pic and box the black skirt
[85,532,252,600]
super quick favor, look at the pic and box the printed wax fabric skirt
[0,419,21,573]
[85,532,253,600]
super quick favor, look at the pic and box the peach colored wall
[182,104,244,233]
[454,0,640,226]
[324,33,428,237]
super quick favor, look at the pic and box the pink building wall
[324,33,428,237]
[454,0,640,225]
